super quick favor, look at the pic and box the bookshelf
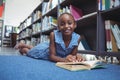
[17,0,120,58]
[0,19,3,47]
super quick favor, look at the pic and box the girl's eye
[60,23,65,26]
[68,21,73,25]
[68,22,72,25]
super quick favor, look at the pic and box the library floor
[0,47,20,55]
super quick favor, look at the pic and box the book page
[56,60,103,71]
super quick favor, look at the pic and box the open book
[56,60,104,71]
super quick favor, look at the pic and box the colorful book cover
[105,0,110,10]
[70,5,83,21]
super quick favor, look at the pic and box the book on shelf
[46,0,52,12]
[105,0,110,10]
[56,60,104,71]
[78,35,97,61]
[58,6,70,16]
[42,2,48,15]
[110,29,118,52]
[78,35,91,50]
[98,0,102,10]
[70,5,83,21]
[51,0,58,9]
[105,20,112,51]
[111,24,120,49]
[98,0,120,11]
[105,20,120,51]
[102,0,105,10]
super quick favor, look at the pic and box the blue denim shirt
[54,30,80,58]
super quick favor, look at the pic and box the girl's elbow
[49,55,55,61]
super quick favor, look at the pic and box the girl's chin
[63,32,72,36]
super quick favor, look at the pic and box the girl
[15,13,84,62]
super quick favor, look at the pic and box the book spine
[98,0,102,10]
[114,24,120,49]
[102,0,105,10]
[105,20,112,51]
[70,5,83,21]
[110,29,118,52]
[81,39,91,50]
[105,0,110,10]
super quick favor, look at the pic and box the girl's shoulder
[53,30,61,37]
[72,32,80,39]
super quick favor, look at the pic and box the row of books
[105,20,120,52]
[19,15,57,40]
[98,0,120,11]
[32,10,42,23]
[58,5,83,21]
[40,35,50,43]
[19,28,32,39]
[19,22,27,32]
[18,37,41,47]
[76,35,118,63]
[42,0,64,15]
[19,10,42,32]
[22,35,49,47]
[19,22,41,39]
[58,4,97,21]
[42,16,57,31]
[32,22,41,34]
[97,56,119,64]
[31,37,41,47]
[42,0,83,21]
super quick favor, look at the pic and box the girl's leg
[15,42,33,50]
[19,48,30,55]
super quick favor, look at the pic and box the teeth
[65,30,70,32]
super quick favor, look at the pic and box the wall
[4,0,42,27]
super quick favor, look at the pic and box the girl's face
[58,14,76,36]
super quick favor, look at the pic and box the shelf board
[77,12,97,27]
[101,6,120,21]
[78,50,96,55]
[98,51,120,57]
[32,31,41,37]
[42,5,57,17]
[42,27,56,35]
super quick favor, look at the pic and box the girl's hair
[58,13,75,22]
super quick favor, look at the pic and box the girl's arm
[49,32,67,62]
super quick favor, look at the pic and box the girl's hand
[65,55,76,62]
[65,54,84,62]
[76,54,84,62]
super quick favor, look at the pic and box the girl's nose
[65,24,69,28]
